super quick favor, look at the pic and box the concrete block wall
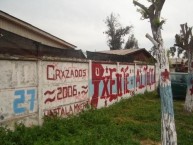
[0,60,38,128]
[0,58,156,128]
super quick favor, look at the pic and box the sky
[0,0,193,52]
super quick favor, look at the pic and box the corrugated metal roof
[98,48,145,55]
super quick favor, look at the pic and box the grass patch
[0,91,193,145]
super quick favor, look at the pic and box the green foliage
[0,92,193,145]
[172,23,193,58]
[153,18,160,27]
[104,13,133,50]
[124,34,139,49]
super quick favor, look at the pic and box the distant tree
[170,27,191,59]
[124,34,139,49]
[173,23,193,112]
[169,46,177,58]
[133,0,177,144]
[104,13,132,50]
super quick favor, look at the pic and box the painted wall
[89,62,135,109]
[0,60,38,128]
[90,62,156,109]
[0,59,156,128]
[41,61,89,117]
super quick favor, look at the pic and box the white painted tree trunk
[185,51,193,112]
[156,46,177,145]
[133,0,177,143]
[146,31,177,144]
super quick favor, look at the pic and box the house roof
[87,48,156,63]
[98,48,148,55]
[0,10,76,49]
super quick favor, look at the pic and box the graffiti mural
[146,65,156,91]
[0,88,38,122]
[118,64,135,100]
[90,63,136,109]
[42,62,89,117]
[135,65,146,94]
[44,101,89,116]
[43,62,88,84]
[0,59,157,128]
[43,83,89,109]
[13,89,36,114]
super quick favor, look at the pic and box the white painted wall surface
[41,61,89,117]
[0,59,157,128]
[0,60,38,128]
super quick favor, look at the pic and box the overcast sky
[0,0,193,52]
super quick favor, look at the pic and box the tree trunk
[133,1,177,143]
[185,51,193,112]
[158,48,177,145]
[149,29,177,145]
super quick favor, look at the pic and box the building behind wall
[0,10,158,129]
[0,10,87,59]
[87,48,156,64]
[0,10,76,49]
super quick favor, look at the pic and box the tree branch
[133,0,149,16]
[159,20,165,28]
[157,0,166,11]
[145,33,158,48]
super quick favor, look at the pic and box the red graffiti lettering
[44,85,78,104]
[91,64,133,108]
[46,65,87,80]
[91,63,104,108]
[136,69,145,89]
[116,73,122,96]
[101,77,110,98]
[44,101,89,117]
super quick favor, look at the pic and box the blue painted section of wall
[99,81,104,97]
[112,79,117,94]
[27,89,35,111]
[160,84,174,116]
[89,80,94,98]
[13,90,25,114]
[13,89,36,114]
[128,76,135,89]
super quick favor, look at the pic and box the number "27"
[13,89,35,114]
